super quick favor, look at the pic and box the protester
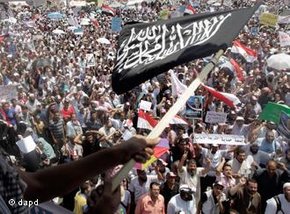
[167,184,197,214]
[198,181,227,214]
[229,178,262,214]
[264,182,290,214]
[134,181,165,214]
[160,171,179,211]
[253,160,290,212]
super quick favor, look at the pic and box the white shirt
[243,144,272,167]
[265,194,290,214]
[167,194,196,214]
[227,156,254,178]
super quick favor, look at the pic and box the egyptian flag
[112,3,261,94]
[137,110,158,130]
[184,5,196,15]
[135,138,170,170]
[231,40,257,63]
[90,18,99,28]
[203,85,241,108]
[102,5,115,16]
[230,58,244,81]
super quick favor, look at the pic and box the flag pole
[112,49,225,191]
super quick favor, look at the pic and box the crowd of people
[0,0,290,213]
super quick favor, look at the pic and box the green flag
[259,102,290,123]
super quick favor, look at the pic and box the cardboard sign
[139,100,152,112]
[279,31,290,47]
[259,13,278,27]
[16,135,36,154]
[194,134,245,145]
[205,111,228,124]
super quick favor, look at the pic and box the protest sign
[139,100,152,112]
[194,134,245,145]
[190,0,200,7]
[86,53,96,67]
[122,129,133,141]
[111,17,122,32]
[185,96,204,119]
[0,85,18,101]
[16,136,36,154]
[279,31,290,47]
[259,13,278,27]
[250,26,259,36]
[205,111,227,124]
[277,111,290,139]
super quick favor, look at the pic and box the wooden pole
[112,49,225,191]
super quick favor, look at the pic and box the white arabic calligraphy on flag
[115,14,231,73]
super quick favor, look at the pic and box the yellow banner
[259,13,278,27]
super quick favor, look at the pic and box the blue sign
[179,5,186,13]
[111,17,122,32]
[185,96,204,119]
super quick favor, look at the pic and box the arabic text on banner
[194,134,245,145]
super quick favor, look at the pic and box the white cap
[283,182,290,189]
[179,184,195,193]
[236,116,244,121]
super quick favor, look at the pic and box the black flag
[112,3,261,94]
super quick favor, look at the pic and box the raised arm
[216,157,226,176]
[178,150,188,173]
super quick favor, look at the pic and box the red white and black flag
[102,5,115,16]
[112,3,261,94]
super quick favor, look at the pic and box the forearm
[156,170,165,181]
[178,155,186,172]
[218,200,225,214]
[21,146,123,202]
[216,160,226,174]
[229,184,242,196]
